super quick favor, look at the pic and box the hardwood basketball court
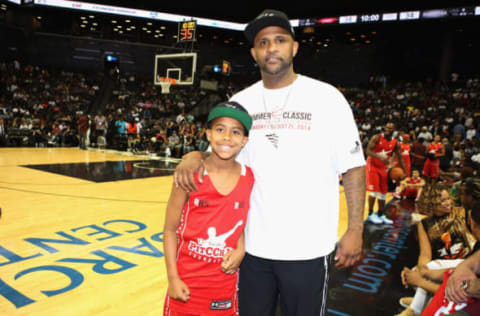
[1,147,412,316]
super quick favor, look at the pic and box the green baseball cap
[207,101,252,135]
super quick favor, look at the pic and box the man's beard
[260,57,292,76]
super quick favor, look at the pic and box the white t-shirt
[231,75,365,260]
[466,128,476,140]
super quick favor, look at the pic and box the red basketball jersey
[403,176,421,197]
[399,142,411,175]
[406,177,421,186]
[165,164,254,315]
[368,134,397,168]
[421,270,477,316]
[400,143,411,159]
[427,142,443,160]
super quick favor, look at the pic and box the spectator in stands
[32,119,47,147]
[176,111,186,125]
[466,125,477,141]
[127,118,138,152]
[195,125,209,152]
[440,137,454,173]
[182,132,195,155]
[49,121,62,146]
[77,112,89,149]
[0,118,7,146]
[449,167,475,207]
[168,131,181,158]
[418,126,433,147]
[150,133,167,156]
[115,115,128,150]
[431,120,443,139]
[463,140,479,165]
[94,111,107,148]
[186,111,194,123]
[61,121,76,147]
[453,119,466,141]
[411,137,427,178]
[452,144,465,167]
[19,118,32,130]
[106,113,116,149]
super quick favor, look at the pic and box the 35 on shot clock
[178,20,197,42]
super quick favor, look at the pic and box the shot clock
[178,20,196,42]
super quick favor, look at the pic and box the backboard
[154,52,197,86]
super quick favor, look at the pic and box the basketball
[389,167,404,181]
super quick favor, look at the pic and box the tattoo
[342,166,366,230]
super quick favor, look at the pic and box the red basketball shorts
[423,158,439,178]
[163,307,237,316]
[403,187,418,198]
[366,163,388,194]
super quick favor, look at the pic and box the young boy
[163,101,254,316]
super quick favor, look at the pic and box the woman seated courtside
[396,183,475,316]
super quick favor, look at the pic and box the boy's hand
[168,277,191,302]
[221,248,245,274]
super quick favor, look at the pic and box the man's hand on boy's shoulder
[174,151,205,192]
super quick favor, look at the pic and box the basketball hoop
[159,77,176,94]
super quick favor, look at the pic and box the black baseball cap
[207,101,252,135]
[244,9,295,44]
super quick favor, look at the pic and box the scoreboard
[298,6,479,27]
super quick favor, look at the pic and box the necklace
[261,77,297,149]
[262,79,295,115]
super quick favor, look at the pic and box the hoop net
[158,77,176,94]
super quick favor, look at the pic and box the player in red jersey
[400,134,412,177]
[366,122,406,224]
[423,135,445,187]
[394,169,425,201]
[392,134,413,199]
[163,102,254,316]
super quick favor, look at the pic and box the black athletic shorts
[239,252,332,316]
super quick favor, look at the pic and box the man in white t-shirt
[174,9,365,316]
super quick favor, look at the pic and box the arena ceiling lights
[25,0,480,31]
[31,0,253,30]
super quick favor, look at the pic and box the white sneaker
[379,214,393,225]
[393,192,402,200]
[368,213,383,224]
